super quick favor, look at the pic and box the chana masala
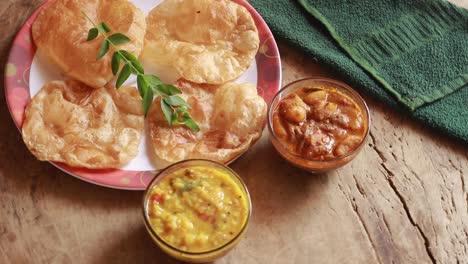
[147,166,249,252]
[272,86,367,160]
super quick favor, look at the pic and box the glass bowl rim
[142,159,252,256]
[267,77,371,163]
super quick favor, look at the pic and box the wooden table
[1,1,467,263]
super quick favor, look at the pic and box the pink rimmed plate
[4,0,282,190]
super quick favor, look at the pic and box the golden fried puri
[32,0,146,88]
[22,80,144,169]
[143,0,259,84]
[148,79,266,167]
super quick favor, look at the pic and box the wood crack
[12,207,21,226]
[382,214,393,237]
[448,159,468,213]
[326,200,339,216]
[369,132,387,162]
[337,181,382,264]
[350,202,382,264]
[386,172,436,264]
[29,174,39,204]
[352,174,366,196]
[369,131,437,264]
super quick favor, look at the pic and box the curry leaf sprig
[82,12,199,131]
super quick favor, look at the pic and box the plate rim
[4,0,282,190]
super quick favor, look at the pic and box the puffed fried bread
[22,80,144,168]
[143,0,259,84]
[147,79,266,167]
[32,0,146,88]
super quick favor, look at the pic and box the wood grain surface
[0,0,467,263]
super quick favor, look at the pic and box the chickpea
[324,102,338,113]
[279,95,307,124]
[334,135,361,156]
[272,114,288,138]
[303,90,328,105]
[340,106,363,130]
[283,106,306,124]
[334,144,348,157]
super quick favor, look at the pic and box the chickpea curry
[272,86,367,160]
[147,166,249,253]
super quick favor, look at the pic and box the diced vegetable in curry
[272,87,366,160]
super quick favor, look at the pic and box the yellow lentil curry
[147,166,249,252]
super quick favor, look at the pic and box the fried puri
[143,0,259,84]
[148,79,266,166]
[22,80,144,168]
[32,0,146,88]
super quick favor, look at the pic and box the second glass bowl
[142,159,251,263]
[267,78,370,173]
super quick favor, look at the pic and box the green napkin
[249,0,468,143]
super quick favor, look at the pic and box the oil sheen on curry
[272,86,367,160]
[147,166,248,252]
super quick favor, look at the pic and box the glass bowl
[142,159,252,263]
[267,78,370,173]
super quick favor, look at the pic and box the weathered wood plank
[0,1,467,264]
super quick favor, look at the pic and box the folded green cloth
[249,0,468,143]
